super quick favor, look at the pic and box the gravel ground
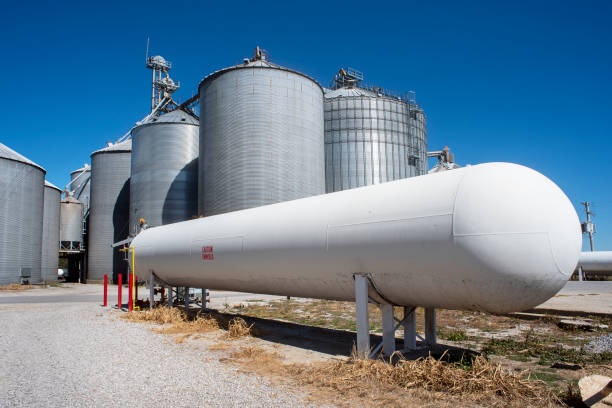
[0,297,317,407]
[584,333,612,354]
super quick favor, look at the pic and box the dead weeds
[0,283,34,291]
[220,342,560,407]
[225,317,252,339]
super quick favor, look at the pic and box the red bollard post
[117,274,122,309]
[128,273,133,312]
[103,274,108,307]
[135,276,139,302]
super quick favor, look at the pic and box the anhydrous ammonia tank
[198,49,324,216]
[133,163,581,313]
[88,140,131,282]
[42,181,61,282]
[70,165,91,207]
[59,196,83,251]
[0,143,45,284]
[324,86,427,192]
[129,109,199,235]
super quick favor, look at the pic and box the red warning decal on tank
[201,246,214,261]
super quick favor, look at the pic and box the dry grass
[121,307,218,342]
[290,351,560,407]
[224,317,253,339]
[221,344,560,408]
[0,284,34,291]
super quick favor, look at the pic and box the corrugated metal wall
[42,182,61,282]
[199,65,325,216]
[324,94,427,192]
[88,141,131,282]
[0,156,44,284]
[130,110,199,235]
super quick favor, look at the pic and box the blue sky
[1,1,610,250]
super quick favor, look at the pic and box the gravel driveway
[0,288,314,407]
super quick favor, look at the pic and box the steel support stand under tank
[403,307,417,351]
[425,307,437,346]
[354,274,370,358]
[167,286,174,308]
[381,304,395,357]
[355,273,414,359]
[200,288,207,310]
[184,287,190,310]
[149,271,155,309]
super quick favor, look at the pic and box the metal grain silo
[129,109,199,235]
[42,181,61,282]
[198,48,325,216]
[59,196,83,251]
[324,69,427,192]
[70,165,91,207]
[0,143,45,284]
[88,140,131,282]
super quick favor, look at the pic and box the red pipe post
[103,274,108,307]
[117,274,122,309]
[128,273,133,312]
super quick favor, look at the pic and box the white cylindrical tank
[578,251,612,273]
[132,163,581,314]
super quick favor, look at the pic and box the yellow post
[131,247,139,311]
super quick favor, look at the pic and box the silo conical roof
[0,142,45,172]
[70,165,90,175]
[91,139,132,156]
[61,195,82,205]
[144,109,199,126]
[44,180,62,192]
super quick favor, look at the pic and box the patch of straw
[121,307,219,342]
[0,284,34,291]
[225,317,253,339]
[290,351,560,407]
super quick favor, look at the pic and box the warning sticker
[201,246,214,261]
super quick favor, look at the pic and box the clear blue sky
[1,1,610,250]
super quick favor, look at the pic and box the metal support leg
[381,303,395,357]
[425,307,436,346]
[354,274,370,358]
[201,288,206,310]
[167,287,173,308]
[184,287,190,310]
[578,266,584,281]
[149,271,155,309]
[403,306,416,351]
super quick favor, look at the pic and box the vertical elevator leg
[425,307,437,346]
[403,306,416,351]
[381,303,395,357]
[354,274,370,358]
[149,271,155,309]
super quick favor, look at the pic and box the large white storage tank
[88,140,131,282]
[133,162,581,314]
[42,181,61,282]
[324,69,427,192]
[198,48,325,216]
[129,109,199,235]
[0,143,45,284]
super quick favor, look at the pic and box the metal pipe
[578,251,612,273]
